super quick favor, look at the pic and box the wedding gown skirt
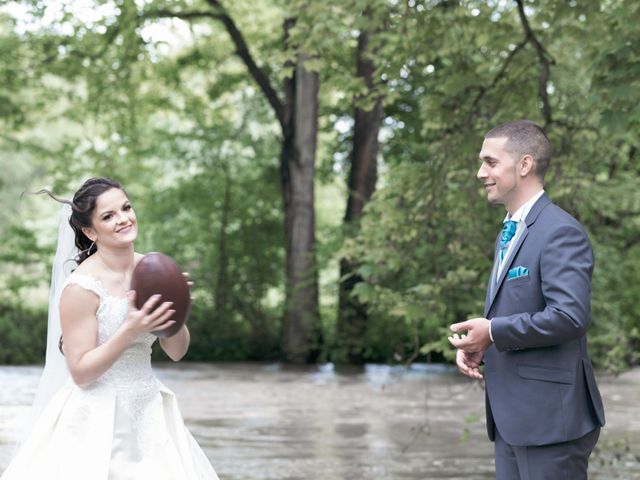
[0,273,219,480]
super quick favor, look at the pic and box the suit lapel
[485,235,501,313]
[484,193,551,316]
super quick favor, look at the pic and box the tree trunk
[280,50,322,363]
[335,28,383,364]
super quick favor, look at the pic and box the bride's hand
[183,272,194,301]
[125,291,176,336]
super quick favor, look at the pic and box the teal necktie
[499,220,518,260]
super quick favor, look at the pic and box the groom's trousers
[494,427,600,480]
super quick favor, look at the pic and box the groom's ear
[519,154,535,177]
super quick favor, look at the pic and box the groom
[448,120,605,479]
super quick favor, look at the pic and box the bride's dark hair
[36,177,126,264]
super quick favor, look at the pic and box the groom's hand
[455,349,484,379]
[448,317,492,353]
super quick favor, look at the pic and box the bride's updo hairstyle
[68,177,125,264]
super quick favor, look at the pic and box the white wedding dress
[1,273,220,480]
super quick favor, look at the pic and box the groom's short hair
[485,120,552,179]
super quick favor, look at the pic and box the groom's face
[477,136,520,206]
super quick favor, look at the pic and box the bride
[1,177,219,479]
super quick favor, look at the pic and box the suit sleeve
[491,223,594,351]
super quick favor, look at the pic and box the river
[1,363,638,479]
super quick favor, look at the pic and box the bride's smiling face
[83,188,138,247]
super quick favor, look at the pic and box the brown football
[130,252,191,337]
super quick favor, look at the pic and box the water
[1,363,638,479]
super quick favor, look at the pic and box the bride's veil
[20,204,76,439]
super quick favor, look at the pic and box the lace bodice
[62,273,159,434]
[64,273,148,343]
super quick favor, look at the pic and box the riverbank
[1,363,638,479]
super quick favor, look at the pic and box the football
[130,252,191,337]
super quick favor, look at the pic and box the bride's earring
[76,240,96,259]
[83,240,96,254]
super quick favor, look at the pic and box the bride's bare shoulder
[71,255,103,277]
[60,265,102,304]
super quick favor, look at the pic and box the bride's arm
[60,286,175,386]
[159,326,190,361]
[60,285,134,386]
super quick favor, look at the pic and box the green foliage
[573,178,640,372]
[139,132,285,361]
[0,301,47,364]
[0,0,638,370]
[342,158,492,363]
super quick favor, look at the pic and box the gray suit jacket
[483,193,605,447]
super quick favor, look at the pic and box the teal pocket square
[508,266,529,279]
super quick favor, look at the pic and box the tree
[2,0,639,371]
[144,1,324,361]
[334,14,384,364]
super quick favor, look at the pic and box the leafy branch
[144,1,285,130]
[461,1,556,131]
[515,0,555,128]
[465,38,529,127]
